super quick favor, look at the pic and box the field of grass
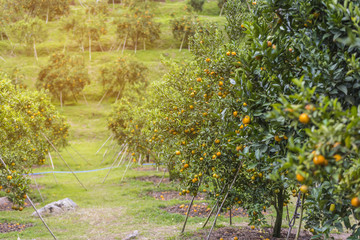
[0,1,299,240]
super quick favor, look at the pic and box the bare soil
[189,227,312,240]
[135,176,172,184]
[0,197,31,211]
[148,190,206,201]
[164,203,251,218]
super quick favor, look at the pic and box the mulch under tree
[135,176,172,184]
[164,202,251,218]
[0,222,34,233]
[148,191,206,201]
[189,227,313,240]
[0,197,31,211]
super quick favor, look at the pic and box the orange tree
[62,10,107,59]
[0,73,69,209]
[100,57,148,101]
[8,17,47,61]
[36,52,90,104]
[116,7,160,52]
[270,79,360,238]
[170,15,202,49]
[19,0,70,22]
[108,0,360,237]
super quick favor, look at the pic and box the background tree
[9,17,47,61]
[116,8,160,53]
[187,0,205,12]
[171,15,202,51]
[36,52,90,106]
[99,57,147,103]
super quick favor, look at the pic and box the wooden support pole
[102,149,125,183]
[96,135,112,154]
[181,178,202,234]
[70,145,91,165]
[48,152,58,184]
[206,163,242,240]
[41,133,87,191]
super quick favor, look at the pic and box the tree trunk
[135,35,138,54]
[121,33,127,54]
[273,189,284,238]
[113,0,115,10]
[46,7,49,23]
[33,39,38,62]
[219,2,225,16]
[295,194,305,240]
[143,39,146,50]
[72,91,78,102]
[89,33,92,61]
[60,91,63,108]
[179,33,186,52]
[115,90,121,103]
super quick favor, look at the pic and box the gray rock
[123,230,139,240]
[32,198,77,217]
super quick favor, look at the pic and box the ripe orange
[242,115,251,124]
[351,197,360,207]
[226,51,230,56]
[274,135,282,142]
[243,102,247,107]
[313,155,325,165]
[300,185,308,193]
[231,52,236,56]
[296,174,305,182]
[206,58,210,62]
[196,77,202,82]
[299,113,310,124]
[7,176,12,180]
[219,81,223,86]
[215,139,220,144]
[216,152,221,156]
[267,41,272,47]
[175,151,181,155]
[334,154,342,161]
[233,111,238,117]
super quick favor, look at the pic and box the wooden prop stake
[120,157,133,182]
[181,178,202,234]
[48,152,58,184]
[206,163,242,240]
[41,133,87,191]
[102,148,125,183]
[294,194,305,240]
[70,145,91,165]
[96,135,112,154]
[117,146,129,167]
[34,178,44,202]
[156,168,167,188]
[0,156,57,240]
[202,183,227,228]
[65,148,77,164]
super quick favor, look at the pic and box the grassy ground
[0,1,298,240]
